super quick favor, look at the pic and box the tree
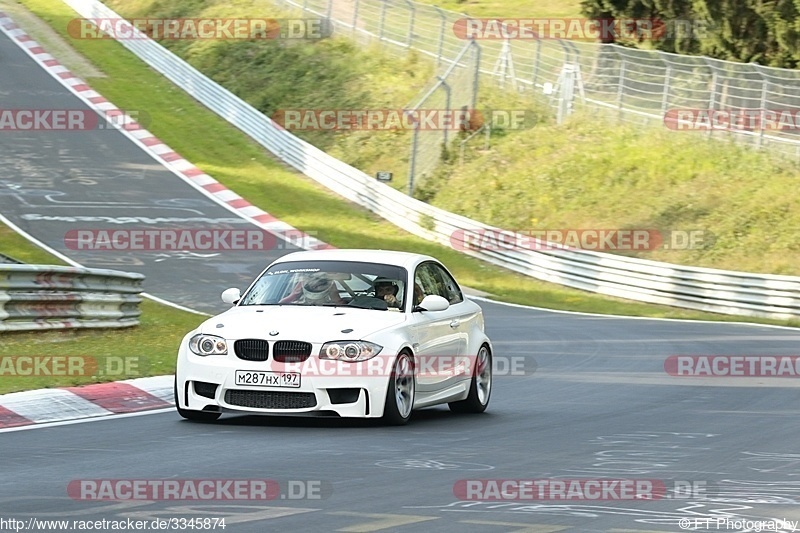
[580,0,800,67]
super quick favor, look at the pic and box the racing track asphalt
[2,20,800,533]
[0,24,300,315]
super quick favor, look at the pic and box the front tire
[382,352,415,425]
[449,344,492,413]
[174,379,221,422]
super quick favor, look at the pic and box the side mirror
[415,294,450,312]
[221,288,241,305]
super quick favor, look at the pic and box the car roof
[271,249,438,270]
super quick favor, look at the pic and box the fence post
[617,58,626,123]
[404,0,415,48]
[408,115,420,196]
[471,40,481,110]
[532,39,541,89]
[438,76,451,149]
[352,0,360,36]
[434,6,446,66]
[326,0,333,20]
[379,0,388,42]
[707,69,718,138]
[556,64,576,125]
[661,64,672,116]
[757,78,768,148]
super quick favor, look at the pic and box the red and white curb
[0,376,175,429]
[0,11,333,252]
[0,11,332,429]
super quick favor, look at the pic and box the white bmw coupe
[175,249,492,425]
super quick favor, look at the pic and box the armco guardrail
[49,0,800,320]
[0,265,144,331]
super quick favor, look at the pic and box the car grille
[273,340,312,363]
[234,339,270,361]
[224,390,317,409]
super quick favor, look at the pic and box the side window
[414,265,438,305]
[430,264,463,304]
[413,262,463,305]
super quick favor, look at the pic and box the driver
[373,277,401,308]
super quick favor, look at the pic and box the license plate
[235,370,301,388]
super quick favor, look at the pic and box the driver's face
[376,285,393,295]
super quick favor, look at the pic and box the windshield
[239,260,408,311]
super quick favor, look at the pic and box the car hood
[198,305,407,342]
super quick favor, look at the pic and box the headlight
[320,341,382,362]
[189,334,228,356]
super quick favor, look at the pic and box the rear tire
[382,352,415,425]
[174,379,221,422]
[449,344,491,413]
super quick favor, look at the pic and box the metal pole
[408,118,420,196]
[757,78,768,148]
[617,58,626,123]
[660,65,672,115]
[439,76,451,149]
[532,39,541,89]
[435,7,446,66]
[707,70,718,138]
[405,0,415,48]
[379,0,388,43]
[352,0,360,36]
[471,40,481,110]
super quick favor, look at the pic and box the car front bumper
[176,347,393,418]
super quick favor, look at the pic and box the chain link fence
[405,40,480,195]
[274,0,800,171]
